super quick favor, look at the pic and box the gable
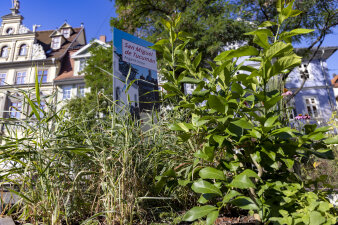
[71,39,110,59]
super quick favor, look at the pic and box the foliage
[0,73,191,224]
[239,0,338,45]
[111,0,337,65]
[111,0,252,61]
[66,44,113,118]
[154,1,338,224]
[83,45,113,96]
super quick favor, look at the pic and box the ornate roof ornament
[11,0,20,15]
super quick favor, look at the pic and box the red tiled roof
[36,27,83,59]
[331,75,338,88]
[54,50,84,81]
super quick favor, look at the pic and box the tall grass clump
[0,70,192,224]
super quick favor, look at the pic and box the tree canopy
[111,0,252,61]
[111,0,337,60]
[66,44,113,118]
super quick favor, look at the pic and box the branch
[285,37,325,103]
[285,7,337,103]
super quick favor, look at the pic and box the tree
[238,0,337,101]
[239,0,338,48]
[111,0,252,61]
[111,0,337,100]
[66,45,113,118]
[111,0,337,61]
[82,45,113,96]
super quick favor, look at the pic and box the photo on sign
[113,28,159,113]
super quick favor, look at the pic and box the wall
[286,59,336,122]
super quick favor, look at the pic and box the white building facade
[0,5,86,126]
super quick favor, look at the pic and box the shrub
[154,0,338,224]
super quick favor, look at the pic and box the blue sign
[113,28,159,112]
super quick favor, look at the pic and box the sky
[0,0,337,77]
[0,0,117,41]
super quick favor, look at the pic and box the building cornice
[0,82,54,90]
[0,58,57,68]
[0,33,35,39]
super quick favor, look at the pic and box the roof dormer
[59,22,74,38]
[50,30,66,50]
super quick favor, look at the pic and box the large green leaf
[179,77,202,84]
[231,118,254,130]
[269,55,301,78]
[281,0,294,17]
[229,174,256,189]
[264,116,279,127]
[312,149,334,160]
[253,33,269,49]
[208,95,228,114]
[264,96,283,111]
[213,135,226,147]
[309,211,326,225]
[276,0,282,12]
[192,180,222,196]
[279,29,315,40]
[281,158,294,169]
[223,190,241,203]
[169,122,193,132]
[245,29,274,37]
[232,83,244,95]
[199,167,226,180]
[259,21,277,28]
[324,135,338,144]
[214,46,259,61]
[231,196,259,210]
[266,42,293,59]
[241,169,260,179]
[192,114,209,127]
[162,82,182,94]
[183,205,217,221]
[206,210,219,225]
[193,52,202,70]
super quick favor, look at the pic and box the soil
[215,215,259,225]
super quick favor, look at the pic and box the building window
[6,27,14,35]
[19,44,27,56]
[51,37,61,49]
[10,102,22,119]
[190,84,196,89]
[1,46,8,57]
[305,97,319,118]
[286,98,296,120]
[16,71,26,84]
[77,85,85,97]
[63,86,72,100]
[61,29,71,38]
[0,73,6,85]
[38,70,48,83]
[79,59,87,72]
[299,64,310,80]
[134,94,137,106]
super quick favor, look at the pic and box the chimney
[99,35,106,43]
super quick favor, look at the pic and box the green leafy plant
[154,0,338,224]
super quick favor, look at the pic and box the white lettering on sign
[122,39,157,71]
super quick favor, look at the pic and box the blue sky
[0,0,337,77]
[0,0,117,41]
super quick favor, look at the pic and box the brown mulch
[215,215,260,224]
